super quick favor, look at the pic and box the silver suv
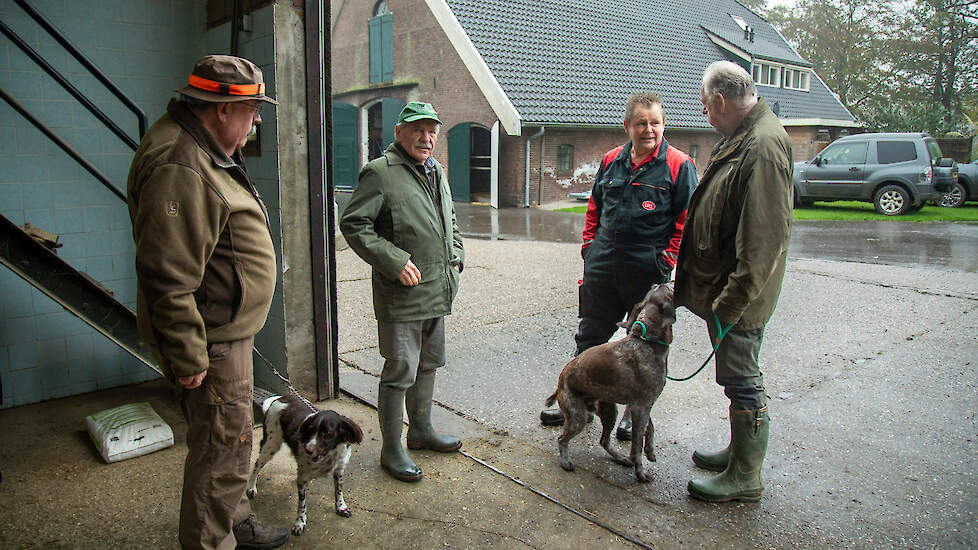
[793,132,958,215]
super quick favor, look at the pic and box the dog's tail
[544,389,558,408]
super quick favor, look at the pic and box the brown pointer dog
[545,283,674,482]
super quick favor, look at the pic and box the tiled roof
[444,0,856,128]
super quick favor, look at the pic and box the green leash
[643,314,733,382]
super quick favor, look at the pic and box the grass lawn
[556,201,978,222]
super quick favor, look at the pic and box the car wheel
[939,181,967,208]
[874,185,911,215]
[793,188,812,209]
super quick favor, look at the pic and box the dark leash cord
[252,346,318,413]
[660,315,733,382]
[337,387,658,550]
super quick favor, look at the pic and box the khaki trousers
[178,337,255,550]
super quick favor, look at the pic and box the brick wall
[330,0,498,169]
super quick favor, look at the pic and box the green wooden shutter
[331,102,359,188]
[368,13,393,84]
[447,123,471,202]
[381,97,405,152]
[380,13,393,82]
[368,16,382,84]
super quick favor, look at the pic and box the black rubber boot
[616,406,633,441]
[540,408,564,426]
[378,385,423,482]
[405,370,461,452]
[688,406,769,502]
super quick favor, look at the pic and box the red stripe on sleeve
[665,146,693,184]
[582,193,598,247]
[662,209,687,268]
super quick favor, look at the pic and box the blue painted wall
[0,0,284,408]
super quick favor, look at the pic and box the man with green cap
[340,101,465,482]
[128,55,289,549]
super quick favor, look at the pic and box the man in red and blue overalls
[540,92,697,440]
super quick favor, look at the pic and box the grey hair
[702,60,757,106]
[178,94,218,112]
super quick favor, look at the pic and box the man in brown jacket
[674,60,793,503]
[127,55,288,549]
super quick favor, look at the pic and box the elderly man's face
[395,120,440,163]
[211,100,262,155]
[700,86,723,133]
[625,103,665,159]
[229,100,262,149]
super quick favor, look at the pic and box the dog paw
[336,506,352,518]
[245,488,256,499]
[635,469,654,483]
[292,520,306,536]
[559,459,575,472]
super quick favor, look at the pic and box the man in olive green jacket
[340,102,464,482]
[675,61,793,503]
[128,56,288,549]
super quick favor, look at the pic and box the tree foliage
[751,0,978,136]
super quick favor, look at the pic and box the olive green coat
[674,99,793,330]
[339,143,464,323]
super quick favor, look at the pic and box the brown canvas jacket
[674,99,793,330]
[126,99,277,380]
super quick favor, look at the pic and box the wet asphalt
[334,195,978,549]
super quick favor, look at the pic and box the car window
[820,141,867,165]
[876,141,918,164]
[924,140,943,163]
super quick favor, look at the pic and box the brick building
[330,0,859,207]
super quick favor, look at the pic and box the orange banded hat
[175,55,278,105]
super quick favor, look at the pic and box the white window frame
[752,60,781,88]
[782,65,811,92]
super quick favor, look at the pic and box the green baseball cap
[397,101,442,124]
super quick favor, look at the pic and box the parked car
[568,190,592,201]
[939,159,977,208]
[793,132,958,215]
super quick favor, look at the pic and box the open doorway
[470,126,491,202]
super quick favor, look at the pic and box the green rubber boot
[406,370,462,452]
[378,385,423,482]
[692,443,730,472]
[688,406,769,502]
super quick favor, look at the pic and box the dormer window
[752,61,780,87]
[730,14,754,42]
[783,66,810,91]
[752,60,810,91]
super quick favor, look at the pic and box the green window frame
[557,144,573,173]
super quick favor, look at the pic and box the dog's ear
[660,302,676,326]
[339,415,363,444]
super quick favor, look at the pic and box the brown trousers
[178,337,255,550]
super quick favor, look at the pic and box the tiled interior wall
[0,0,284,408]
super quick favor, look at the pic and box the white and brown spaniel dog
[246,394,363,535]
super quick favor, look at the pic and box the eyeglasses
[242,102,263,119]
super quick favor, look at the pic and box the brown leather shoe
[233,515,289,549]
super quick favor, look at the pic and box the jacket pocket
[230,261,245,323]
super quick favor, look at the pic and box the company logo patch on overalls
[165,201,179,217]
[641,200,656,211]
